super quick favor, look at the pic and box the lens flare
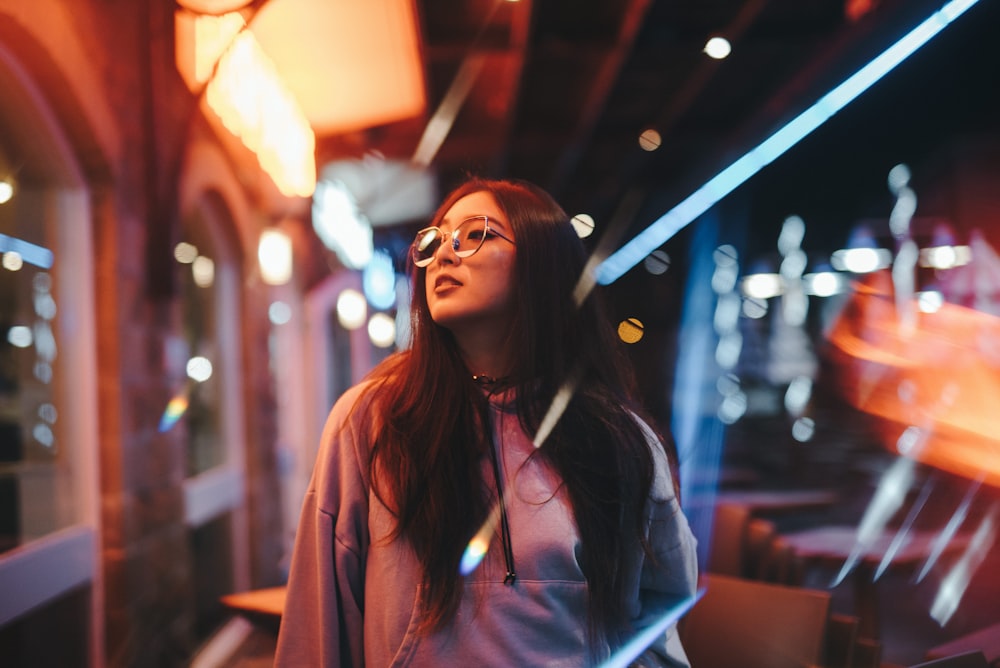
[460,505,499,576]
[159,391,191,432]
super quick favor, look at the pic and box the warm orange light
[826,272,1000,488]
[249,0,425,134]
[204,29,316,197]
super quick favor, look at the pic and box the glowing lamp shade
[250,0,426,134]
[259,228,293,285]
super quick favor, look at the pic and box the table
[781,525,972,640]
[925,621,1000,664]
[713,489,839,515]
[220,586,287,633]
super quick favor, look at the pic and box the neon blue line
[0,233,54,269]
[596,0,981,285]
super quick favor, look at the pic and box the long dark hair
[362,177,676,644]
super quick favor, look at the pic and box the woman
[275,177,698,667]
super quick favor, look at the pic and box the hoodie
[275,381,699,667]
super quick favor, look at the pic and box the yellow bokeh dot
[617,317,644,344]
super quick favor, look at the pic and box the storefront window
[0,173,76,554]
[175,218,225,477]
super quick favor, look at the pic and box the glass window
[175,214,225,477]
[0,174,76,553]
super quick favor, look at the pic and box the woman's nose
[433,234,460,264]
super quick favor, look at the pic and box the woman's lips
[434,276,462,292]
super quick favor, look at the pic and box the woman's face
[423,190,518,338]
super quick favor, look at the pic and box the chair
[742,516,777,579]
[707,501,751,577]
[908,651,990,668]
[759,533,805,585]
[678,573,831,668]
[823,613,859,668]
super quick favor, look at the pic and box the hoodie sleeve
[632,420,700,667]
[274,384,373,668]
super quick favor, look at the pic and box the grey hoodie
[275,382,698,667]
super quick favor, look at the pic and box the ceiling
[311,0,999,274]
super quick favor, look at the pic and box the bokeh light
[617,318,644,344]
[367,312,396,348]
[703,36,732,59]
[570,213,595,239]
[337,289,367,330]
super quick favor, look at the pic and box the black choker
[472,373,507,387]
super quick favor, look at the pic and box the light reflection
[804,271,843,297]
[186,356,213,382]
[875,476,935,580]
[460,505,499,576]
[930,502,998,626]
[714,331,742,369]
[192,255,215,288]
[0,179,13,203]
[643,250,670,275]
[258,228,293,286]
[174,242,199,264]
[784,376,812,416]
[8,325,32,348]
[269,300,292,325]
[363,251,397,310]
[832,455,916,586]
[703,36,731,59]
[571,213,596,239]
[159,390,191,432]
[741,296,768,319]
[33,423,55,448]
[638,129,662,152]
[617,318,644,344]
[916,475,983,583]
[367,312,396,348]
[921,244,971,269]
[917,289,944,313]
[0,233,54,269]
[790,416,815,442]
[830,247,892,273]
[596,0,982,285]
[336,289,367,330]
[741,273,782,299]
[717,391,747,425]
[826,273,1000,486]
[3,251,23,271]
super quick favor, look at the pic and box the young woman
[275,178,698,667]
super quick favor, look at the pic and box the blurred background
[0,0,998,666]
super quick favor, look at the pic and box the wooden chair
[707,501,752,577]
[823,612,860,668]
[742,516,777,579]
[678,573,831,668]
[759,533,806,585]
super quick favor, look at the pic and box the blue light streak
[596,0,981,285]
[0,233,54,269]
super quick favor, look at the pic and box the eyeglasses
[411,215,515,267]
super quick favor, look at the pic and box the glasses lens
[413,227,442,265]
[453,217,488,257]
